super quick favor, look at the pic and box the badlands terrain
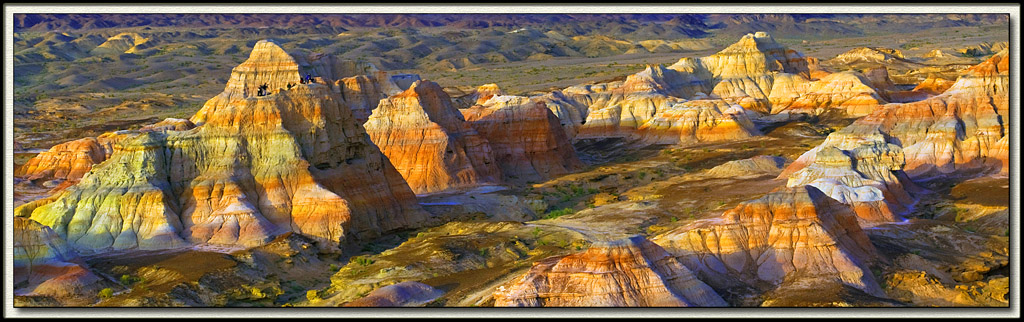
[10,14,1013,308]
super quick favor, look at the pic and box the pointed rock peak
[722,31,784,54]
[397,79,448,100]
[223,39,301,97]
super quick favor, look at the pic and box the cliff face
[365,80,502,194]
[493,235,727,307]
[652,186,884,297]
[461,95,584,183]
[16,40,429,253]
[551,32,890,145]
[633,99,761,145]
[783,50,1009,181]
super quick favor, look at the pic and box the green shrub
[544,208,574,219]
[98,288,113,299]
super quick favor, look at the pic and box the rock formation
[343,281,444,307]
[706,155,787,178]
[651,186,884,297]
[633,99,761,145]
[546,32,891,146]
[454,83,505,108]
[13,217,109,302]
[493,235,727,307]
[461,95,583,183]
[16,40,430,253]
[365,80,502,194]
[784,49,1009,180]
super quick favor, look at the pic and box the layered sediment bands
[787,50,1009,180]
[534,90,589,139]
[15,137,109,183]
[571,66,692,139]
[493,235,727,307]
[343,281,444,307]
[651,186,884,297]
[782,134,916,222]
[17,40,429,253]
[215,39,300,100]
[461,95,583,183]
[770,71,888,116]
[14,217,107,301]
[697,32,814,113]
[912,75,955,95]
[633,99,760,145]
[365,80,501,194]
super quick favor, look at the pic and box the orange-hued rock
[770,71,887,116]
[787,50,1009,180]
[912,75,955,95]
[365,80,501,194]
[552,32,892,144]
[493,235,727,307]
[15,137,107,183]
[461,95,583,183]
[633,99,760,145]
[455,83,505,108]
[651,186,884,297]
[16,40,430,253]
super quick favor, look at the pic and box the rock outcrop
[706,155,787,178]
[549,32,891,146]
[365,80,502,194]
[461,95,583,183]
[16,40,430,253]
[652,186,884,297]
[784,49,1009,181]
[13,217,109,302]
[493,235,727,307]
[633,99,761,145]
[342,281,444,307]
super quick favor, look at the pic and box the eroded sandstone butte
[461,95,584,183]
[493,235,727,307]
[549,32,893,146]
[16,40,430,253]
[365,80,502,194]
[783,49,1009,181]
[652,186,884,297]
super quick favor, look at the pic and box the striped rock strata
[365,80,502,194]
[494,235,727,307]
[15,40,429,253]
[461,95,584,183]
[651,186,884,297]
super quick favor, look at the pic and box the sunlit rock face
[784,49,1009,182]
[769,71,888,116]
[781,131,916,222]
[633,99,761,146]
[16,137,111,184]
[461,95,584,183]
[365,80,502,194]
[553,32,894,146]
[652,186,884,297]
[493,235,727,307]
[16,40,430,253]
